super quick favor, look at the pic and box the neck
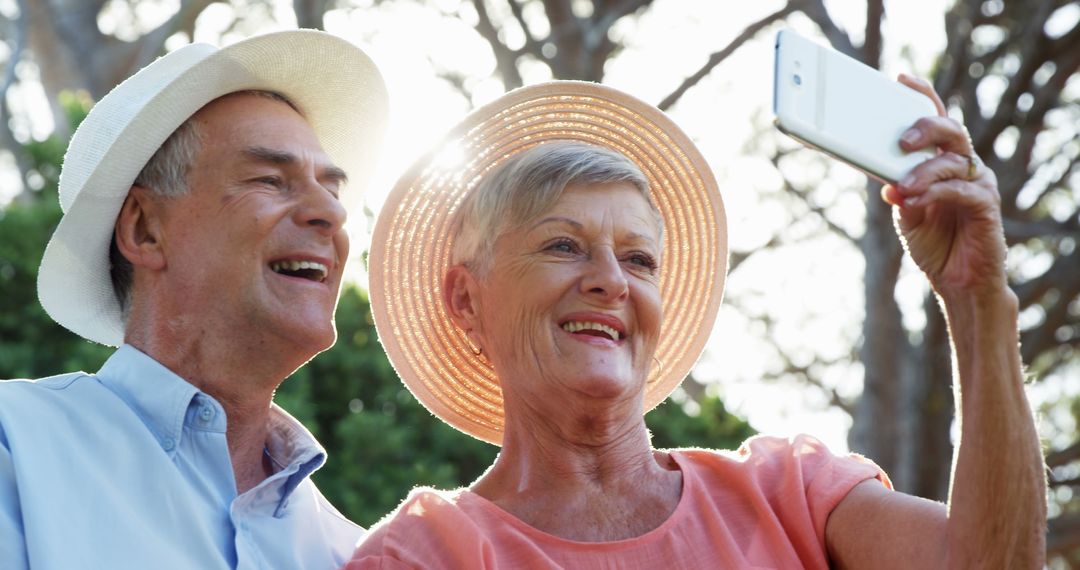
[125,312,302,494]
[471,394,681,541]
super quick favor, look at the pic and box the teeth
[270,260,328,281]
[560,321,621,341]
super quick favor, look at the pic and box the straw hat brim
[37,30,388,346]
[369,81,727,446]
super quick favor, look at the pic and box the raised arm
[825,74,1046,569]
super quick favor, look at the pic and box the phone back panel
[773,29,937,183]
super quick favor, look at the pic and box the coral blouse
[345,434,890,569]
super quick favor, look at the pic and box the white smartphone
[772,28,937,184]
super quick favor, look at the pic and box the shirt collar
[97,345,329,485]
[265,404,328,517]
[96,344,200,453]
[266,403,327,474]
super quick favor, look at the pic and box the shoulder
[362,488,479,547]
[0,372,124,455]
[0,372,97,418]
[674,434,885,479]
[0,372,87,391]
[294,478,365,537]
[349,488,493,569]
[671,434,891,501]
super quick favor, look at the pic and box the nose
[295,179,347,235]
[580,247,629,302]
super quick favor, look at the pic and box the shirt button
[199,406,214,423]
[162,437,175,451]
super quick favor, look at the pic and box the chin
[273,317,338,358]
[571,371,640,400]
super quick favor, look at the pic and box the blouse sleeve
[345,488,494,570]
[737,433,892,546]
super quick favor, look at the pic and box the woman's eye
[627,253,658,270]
[547,239,577,254]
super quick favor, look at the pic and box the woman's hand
[879,74,1009,301]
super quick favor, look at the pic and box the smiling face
[458,181,663,413]
[151,92,349,357]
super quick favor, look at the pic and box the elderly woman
[346,80,1044,568]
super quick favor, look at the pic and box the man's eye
[255,177,284,188]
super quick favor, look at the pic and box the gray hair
[450,141,662,276]
[108,90,301,314]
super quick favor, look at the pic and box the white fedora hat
[37,29,388,347]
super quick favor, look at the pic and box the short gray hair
[450,141,662,275]
[109,90,301,313]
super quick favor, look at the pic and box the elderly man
[0,30,387,568]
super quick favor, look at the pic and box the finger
[901,116,972,157]
[897,73,946,116]
[881,184,905,207]
[893,193,926,233]
[894,178,979,234]
[897,152,975,194]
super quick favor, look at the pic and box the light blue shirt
[0,345,364,569]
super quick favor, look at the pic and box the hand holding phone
[772,29,937,184]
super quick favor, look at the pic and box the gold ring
[964,153,978,181]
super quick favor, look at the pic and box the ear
[114,186,166,271]
[442,264,483,333]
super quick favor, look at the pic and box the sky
[7,0,1072,454]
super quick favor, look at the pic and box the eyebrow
[530,216,582,231]
[242,146,349,187]
[530,216,657,243]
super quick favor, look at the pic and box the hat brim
[369,81,727,445]
[38,30,388,346]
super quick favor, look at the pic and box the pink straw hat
[369,81,727,445]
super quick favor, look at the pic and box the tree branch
[657,3,797,110]
[973,1,1056,157]
[1047,440,1080,468]
[1014,247,1080,310]
[1020,282,1080,364]
[800,0,855,57]
[728,234,782,275]
[769,150,862,246]
[591,0,650,40]
[1048,512,1080,556]
[0,0,33,200]
[471,0,525,88]
[1011,139,1080,224]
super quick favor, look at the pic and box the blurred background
[0,0,1076,564]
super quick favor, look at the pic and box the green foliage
[0,197,114,378]
[647,392,756,451]
[0,91,110,378]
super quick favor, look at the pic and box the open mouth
[270,260,328,283]
[560,321,622,341]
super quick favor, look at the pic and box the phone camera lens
[793,74,802,86]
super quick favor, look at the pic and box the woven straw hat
[38,30,388,346]
[369,81,727,445]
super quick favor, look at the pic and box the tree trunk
[900,297,954,501]
[294,0,329,29]
[849,180,908,485]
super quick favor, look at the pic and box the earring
[464,331,483,357]
[650,356,664,381]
